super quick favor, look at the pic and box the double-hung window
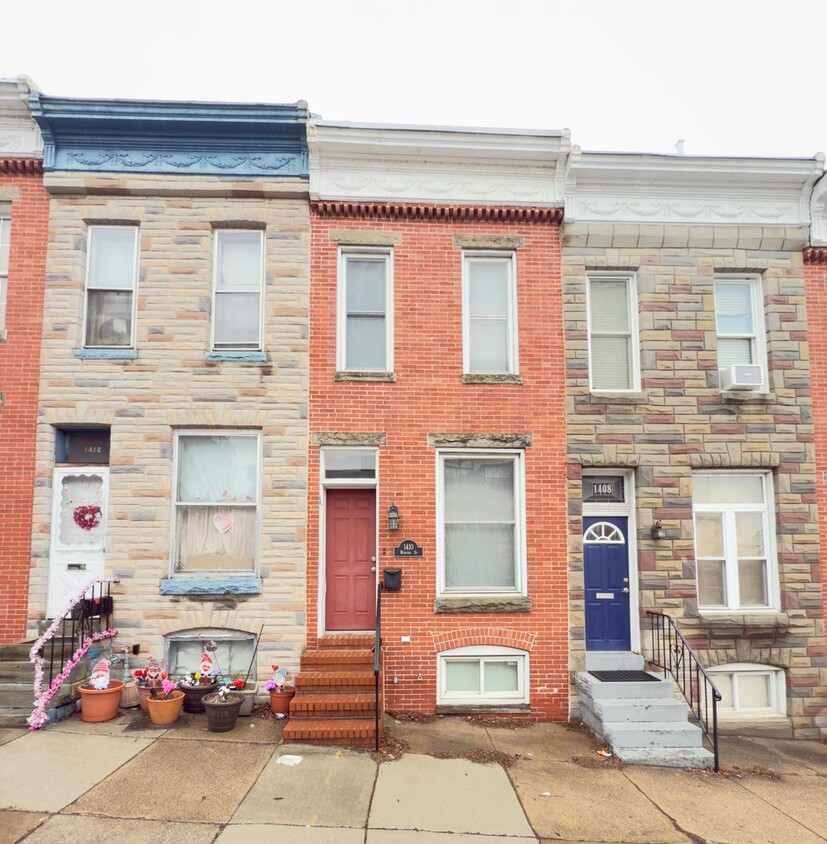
[84,226,139,348]
[438,451,525,595]
[0,217,9,336]
[587,274,639,391]
[337,248,392,371]
[714,277,766,388]
[173,432,260,574]
[462,252,518,374]
[692,473,777,611]
[213,230,264,350]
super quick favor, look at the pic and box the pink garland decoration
[27,577,119,731]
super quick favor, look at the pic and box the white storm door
[47,468,109,617]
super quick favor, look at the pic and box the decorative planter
[202,692,243,732]
[120,679,140,709]
[137,685,153,715]
[269,687,296,715]
[234,683,257,716]
[79,679,124,722]
[146,690,184,726]
[179,682,219,713]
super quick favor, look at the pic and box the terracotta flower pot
[137,685,153,715]
[79,679,124,722]
[178,682,219,713]
[120,679,140,708]
[202,692,243,732]
[146,690,184,726]
[269,687,295,715]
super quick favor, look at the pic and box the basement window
[165,630,256,680]
[437,645,528,706]
[707,663,785,718]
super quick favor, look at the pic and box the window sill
[462,373,522,385]
[437,704,530,714]
[434,596,531,614]
[159,577,262,596]
[720,391,775,404]
[698,611,789,628]
[204,351,267,362]
[74,348,137,360]
[334,371,396,382]
[590,390,647,403]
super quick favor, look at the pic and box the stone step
[584,652,645,672]
[281,717,377,748]
[295,670,375,692]
[0,707,30,728]
[615,746,715,769]
[0,663,33,683]
[585,696,689,724]
[300,649,374,670]
[575,671,672,700]
[602,721,704,749]
[0,684,36,708]
[0,642,38,661]
[290,693,377,718]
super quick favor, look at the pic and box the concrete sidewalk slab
[387,716,493,756]
[64,737,273,824]
[507,759,688,844]
[736,773,827,840]
[0,810,47,844]
[758,737,827,773]
[367,832,537,843]
[717,735,825,775]
[487,722,603,761]
[50,712,162,740]
[0,729,24,747]
[157,711,285,744]
[218,825,365,843]
[370,753,534,838]
[624,767,825,844]
[21,815,219,843]
[232,746,376,828]
[0,731,152,812]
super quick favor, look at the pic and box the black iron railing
[647,611,721,771]
[373,583,383,752]
[45,580,118,688]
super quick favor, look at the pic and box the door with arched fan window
[583,516,631,650]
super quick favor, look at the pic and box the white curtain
[178,436,257,503]
[88,228,136,290]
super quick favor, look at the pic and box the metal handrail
[373,583,383,752]
[646,611,721,771]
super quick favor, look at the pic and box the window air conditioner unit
[720,363,763,391]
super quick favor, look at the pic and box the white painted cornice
[811,172,827,246]
[0,76,43,157]
[309,120,570,206]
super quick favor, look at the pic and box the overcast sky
[3,0,825,160]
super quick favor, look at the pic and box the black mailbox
[383,568,402,591]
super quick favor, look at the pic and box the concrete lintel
[453,234,524,250]
[329,229,401,246]
[427,433,532,449]
[311,432,387,446]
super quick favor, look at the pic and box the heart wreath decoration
[73,504,102,531]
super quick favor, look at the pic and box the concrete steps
[0,641,36,727]
[576,653,714,769]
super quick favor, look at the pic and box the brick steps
[284,636,381,747]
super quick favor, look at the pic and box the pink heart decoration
[213,512,233,534]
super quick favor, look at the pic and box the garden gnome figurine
[200,652,214,677]
[273,665,288,691]
[89,658,111,690]
[145,655,161,686]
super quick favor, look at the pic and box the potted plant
[265,665,295,715]
[202,685,244,732]
[133,655,167,715]
[178,671,220,713]
[79,659,124,723]
[146,679,184,726]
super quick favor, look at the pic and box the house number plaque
[394,539,423,557]
[582,475,624,504]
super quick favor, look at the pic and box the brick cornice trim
[804,247,827,265]
[312,201,563,224]
[0,157,43,175]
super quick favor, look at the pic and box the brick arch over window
[696,645,792,670]
[430,628,536,654]
[157,612,261,638]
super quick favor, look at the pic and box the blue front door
[584,517,631,651]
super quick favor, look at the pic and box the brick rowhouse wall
[805,249,827,633]
[0,161,48,642]
[308,204,569,720]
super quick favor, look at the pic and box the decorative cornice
[0,157,42,174]
[0,76,43,157]
[30,93,308,177]
[804,247,827,265]
[312,201,562,224]
[811,172,827,246]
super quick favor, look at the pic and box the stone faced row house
[1,83,826,747]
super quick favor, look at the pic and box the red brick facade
[0,159,48,642]
[804,250,827,628]
[307,203,570,720]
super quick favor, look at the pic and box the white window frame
[707,663,786,718]
[170,430,262,576]
[336,246,393,372]
[83,225,139,349]
[165,629,257,680]
[692,472,779,613]
[714,275,768,391]
[436,449,526,597]
[437,645,529,706]
[211,229,265,351]
[0,216,9,337]
[462,250,519,375]
[586,272,640,393]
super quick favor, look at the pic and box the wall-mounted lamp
[387,503,400,532]
[650,521,667,540]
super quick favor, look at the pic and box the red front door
[325,489,377,631]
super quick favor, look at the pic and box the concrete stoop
[576,653,714,769]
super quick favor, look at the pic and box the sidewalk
[1,709,826,843]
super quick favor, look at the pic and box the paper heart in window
[213,511,234,534]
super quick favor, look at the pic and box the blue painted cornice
[30,93,309,177]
